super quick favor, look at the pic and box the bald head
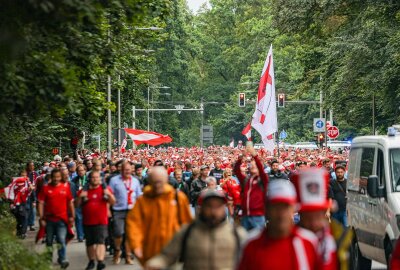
[149,166,168,195]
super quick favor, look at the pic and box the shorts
[113,210,128,237]
[84,225,108,246]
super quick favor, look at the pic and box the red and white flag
[229,138,235,148]
[124,128,172,146]
[120,137,127,153]
[242,122,252,141]
[251,45,278,153]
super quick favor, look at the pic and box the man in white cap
[237,180,320,270]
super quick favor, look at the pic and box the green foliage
[0,203,51,269]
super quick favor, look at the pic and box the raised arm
[234,155,246,183]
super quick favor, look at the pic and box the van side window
[377,149,385,187]
[359,148,375,193]
[348,148,362,192]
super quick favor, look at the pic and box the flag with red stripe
[251,45,278,153]
[124,128,172,146]
[241,123,252,141]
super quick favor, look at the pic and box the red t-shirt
[38,183,73,222]
[237,228,320,270]
[78,186,111,226]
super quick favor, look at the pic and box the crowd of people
[3,142,376,270]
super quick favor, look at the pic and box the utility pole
[107,75,112,160]
[147,86,150,131]
[117,75,121,154]
[372,93,376,135]
[320,89,323,119]
[200,98,204,148]
[132,106,136,129]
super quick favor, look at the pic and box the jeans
[75,208,84,240]
[46,220,67,262]
[26,200,36,227]
[333,210,348,227]
[241,216,266,231]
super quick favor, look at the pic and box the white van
[347,127,400,269]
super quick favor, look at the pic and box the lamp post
[147,85,170,131]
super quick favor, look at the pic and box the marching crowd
[4,143,385,270]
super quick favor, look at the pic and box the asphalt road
[24,228,387,270]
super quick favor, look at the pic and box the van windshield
[391,149,400,191]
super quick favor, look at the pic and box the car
[293,142,319,150]
[327,140,352,151]
[347,125,400,269]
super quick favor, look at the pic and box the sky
[186,0,210,13]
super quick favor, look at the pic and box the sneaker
[113,250,121,265]
[85,260,95,270]
[60,260,69,269]
[97,261,106,270]
[29,226,36,231]
[125,257,134,265]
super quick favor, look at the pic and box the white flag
[251,45,277,153]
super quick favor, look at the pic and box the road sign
[313,118,326,132]
[279,130,287,140]
[327,126,340,139]
[52,148,59,155]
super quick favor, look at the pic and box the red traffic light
[239,93,245,107]
[278,93,285,107]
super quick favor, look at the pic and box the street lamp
[148,85,171,130]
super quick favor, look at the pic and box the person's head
[85,159,93,169]
[265,180,297,238]
[76,164,86,177]
[68,161,76,173]
[148,166,168,195]
[214,160,221,170]
[192,168,200,179]
[185,162,192,171]
[60,167,69,182]
[153,160,164,167]
[109,163,117,173]
[174,169,183,183]
[198,190,227,227]
[121,161,132,179]
[335,165,346,180]
[299,210,327,233]
[135,164,143,176]
[50,168,62,185]
[206,176,217,190]
[93,160,102,172]
[323,158,331,169]
[26,161,35,172]
[249,160,259,176]
[20,170,27,177]
[89,170,101,187]
[296,161,307,170]
[223,168,232,179]
[271,160,279,172]
[200,165,210,178]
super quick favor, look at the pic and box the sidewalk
[24,228,142,270]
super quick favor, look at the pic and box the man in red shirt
[76,170,115,270]
[237,180,320,270]
[38,168,75,269]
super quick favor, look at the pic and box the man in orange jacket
[126,166,193,266]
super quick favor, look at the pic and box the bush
[0,203,51,270]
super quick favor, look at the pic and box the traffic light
[278,93,285,107]
[239,93,245,107]
[318,133,324,147]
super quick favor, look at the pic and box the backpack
[178,222,241,263]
